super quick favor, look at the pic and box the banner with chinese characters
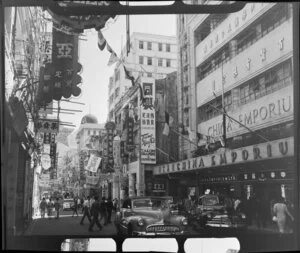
[51,28,82,100]
[79,150,88,180]
[86,173,99,186]
[113,137,121,169]
[105,122,116,172]
[140,79,156,164]
[86,154,101,173]
[36,119,59,133]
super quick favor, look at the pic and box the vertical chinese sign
[105,122,116,173]
[113,136,121,170]
[51,27,82,101]
[140,80,156,164]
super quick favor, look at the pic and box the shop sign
[36,119,59,133]
[47,1,116,33]
[153,182,166,193]
[43,144,51,154]
[200,175,237,183]
[86,154,101,173]
[113,137,121,168]
[140,79,156,164]
[154,137,293,175]
[41,154,51,170]
[198,85,293,138]
[105,122,116,172]
[128,161,139,173]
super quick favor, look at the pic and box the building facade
[75,115,106,197]
[155,2,295,205]
[107,32,178,122]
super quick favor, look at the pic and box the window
[93,130,96,135]
[88,130,90,135]
[158,58,163,67]
[147,57,152,65]
[158,43,162,51]
[139,41,143,49]
[166,43,171,52]
[147,72,152,77]
[166,59,171,67]
[147,42,152,50]
[139,56,143,65]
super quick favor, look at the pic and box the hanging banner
[105,122,116,172]
[140,79,156,164]
[126,117,134,149]
[41,154,51,170]
[86,154,102,173]
[86,174,99,186]
[113,137,121,169]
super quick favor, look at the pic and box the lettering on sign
[199,86,293,138]
[153,137,293,175]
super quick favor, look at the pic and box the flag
[162,123,170,136]
[97,30,106,51]
[123,64,135,86]
[107,52,119,66]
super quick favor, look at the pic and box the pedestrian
[89,196,102,232]
[99,197,108,226]
[80,196,92,225]
[81,198,84,213]
[77,197,81,210]
[106,197,114,224]
[40,198,47,218]
[47,198,54,219]
[112,198,118,212]
[272,196,294,234]
[72,198,79,217]
[54,198,61,219]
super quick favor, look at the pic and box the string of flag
[97,29,224,149]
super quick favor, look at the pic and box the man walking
[72,198,79,217]
[107,197,114,224]
[54,198,61,219]
[88,196,102,232]
[40,198,47,218]
[99,197,108,226]
[80,196,92,225]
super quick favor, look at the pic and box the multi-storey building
[154,2,295,206]
[107,32,178,122]
[75,114,106,197]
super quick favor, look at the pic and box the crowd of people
[39,195,119,233]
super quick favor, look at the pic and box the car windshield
[202,196,219,206]
[132,199,169,209]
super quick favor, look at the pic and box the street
[25,210,117,236]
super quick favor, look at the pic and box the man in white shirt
[80,196,92,225]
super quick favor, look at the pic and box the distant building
[107,32,178,122]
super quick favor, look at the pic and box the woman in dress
[273,196,294,233]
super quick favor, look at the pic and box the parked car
[62,198,75,211]
[191,194,247,230]
[114,196,189,236]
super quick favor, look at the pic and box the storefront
[153,137,295,205]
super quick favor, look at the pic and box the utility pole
[221,52,226,148]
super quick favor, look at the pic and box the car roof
[199,194,218,198]
[130,196,173,200]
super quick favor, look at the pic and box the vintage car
[191,194,247,230]
[114,196,189,236]
[62,198,74,211]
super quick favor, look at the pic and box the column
[128,173,135,197]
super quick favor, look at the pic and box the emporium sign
[153,137,294,175]
[198,85,293,138]
[140,79,156,164]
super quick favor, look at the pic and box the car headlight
[240,214,246,219]
[182,218,188,226]
[137,218,145,226]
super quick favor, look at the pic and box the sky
[59,14,177,131]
